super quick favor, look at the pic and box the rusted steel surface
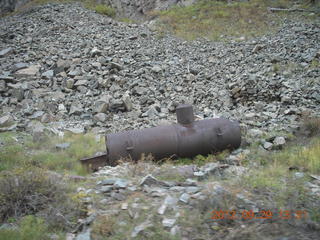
[106,104,241,166]
[80,153,107,171]
[81,104,241,170]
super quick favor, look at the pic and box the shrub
[303,116,320,136]
[0,167,83,230]
[91,215,115,238]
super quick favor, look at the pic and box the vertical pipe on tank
[176,104,194,125]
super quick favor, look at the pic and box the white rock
[162,218,176,228]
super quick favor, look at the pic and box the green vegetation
[0,132,105,175]
[153,0,316,41]
[0,215,51,240]
[0,167,84,233]
[240,135,320,212]
[93,4,116,17]
[172,151,229,166]
[6,0,117,18]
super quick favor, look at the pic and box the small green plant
[94,4,116,17]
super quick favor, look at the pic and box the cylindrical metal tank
[105,104,241,166]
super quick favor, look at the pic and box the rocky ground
[0,1,320,240]
[0,2,319,137]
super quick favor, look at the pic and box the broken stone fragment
[0,47,13,57]
[263,142,273,150]
[140,174,170,187]
[273,136,286,149]
[114,179,129,189]
[0,115,16,131]
[94,113,107,122]
[131,220,153,238]
[100,186,113,193]
[69,103,83,115]
[41,70,54,79]
[179,193,190,204]
[56,142,71,150]
[15,64,40,76]
[122,91,133,111]
[162,218,176,228]
[12,62,28,72]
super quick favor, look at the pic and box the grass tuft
[93,4,116,17]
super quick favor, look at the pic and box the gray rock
[66,79,75,89]
[0,47,13,57]
[151,65,162,73]
[74,80,88,86]
[12,63,28,72]
[90,47,102,57]
[111,192,126,201]
[69,104,83,115]
[41,113,55,123]
[76,229,91,240]
[131,220,152,238]
[248,128,264,138]
[56,142,71,150]
[93,101,108,113]
[142,106,158,118]
[122,91,133,111]
[110,62,123,71]
[294,172,304,179]
[99,179,117,185]
[157,195,178,215]
[11,87,24,101]
[65,127,85,134]
[162,218,176,228]
[170,225,180,236]
[100,186,113,193]
[94,113,107,122]
[0,115,14,128]
[140,174,169,187]
[273,136,286,148]
[68,69,81,77]
[15,64,40,76]
[179,193,190,204]
[114,179,129,189]
[263,142,273,150]
[41,70,54,79]
[29,111,44,120]
[185,186,200,194]
[0,80,6,92]
[109,99,125,112]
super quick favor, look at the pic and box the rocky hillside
[0,2,319,136]
[0,1,320,240]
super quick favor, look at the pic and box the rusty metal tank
[105,104,241,166]
[81,104,241,170]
